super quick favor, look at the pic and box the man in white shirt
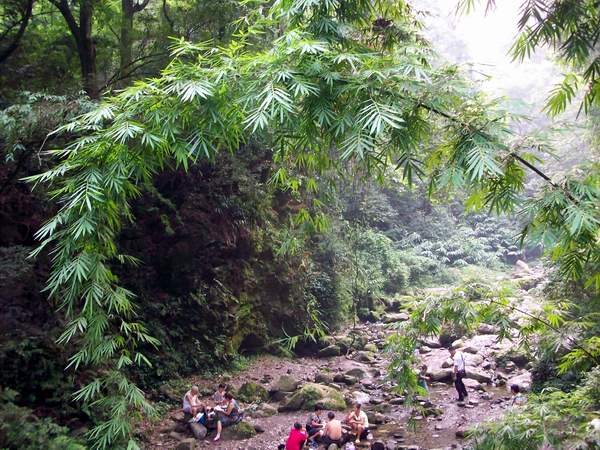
[449,348,469,401]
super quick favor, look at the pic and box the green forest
[0,0,599,449]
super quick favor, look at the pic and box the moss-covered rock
[221,421,257,440]
[279,383,346,411]
[364,343,378,353]
[236,382,269,403]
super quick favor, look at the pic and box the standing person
[285,422,307,450]
[213,383,226,405]
[346,403,369,444]
[213,392,241,441]
[182,385,202,415]
[322,411,344,447]
[449,348,468,402]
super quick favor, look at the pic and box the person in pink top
[285,422,307,450]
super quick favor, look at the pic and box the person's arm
[226,400,234,416]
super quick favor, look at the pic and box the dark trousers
[455,370,468,400]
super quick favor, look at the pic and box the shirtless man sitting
[322,411,344,447]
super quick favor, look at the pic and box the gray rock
[441,358,453,368]
[455,428,467,438]
[466,354,484,366]
[477,323,499,334]
[461,345,479,354]
[466,368,492,383]
[346,367,368,379]
[451,339,465,349]
[355,351,374,363]
[507,371,532,392]
[352,390,371,405]
[175,438,196,450]
[272,375,300,393]
[169,431,186,441]
[429,369,453,383]
[315,372,334,383]
[383,312,409,323]
[319,345,342,357]
[371,441,385,450]
[190,423,207,440]
[333,374,357,385]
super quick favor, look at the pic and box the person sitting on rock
[346,402,369,444]
[322,411,344,447]
[510,384,526,407]
[306,404,324,441]
[285,422,307,450]
[418,364,431,393]
[213,392,242,441]
[182,385,202,416]
[213,383,226,405]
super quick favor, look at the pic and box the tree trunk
[120,0,134,83]
[50,0,98,98]
[0,0,34,65]
[78,0,97,98]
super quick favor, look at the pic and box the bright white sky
[413,0,561,108]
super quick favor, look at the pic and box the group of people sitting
[283,403,370,450]
[182,384,241,442]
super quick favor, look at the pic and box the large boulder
[383,312,409,324]
[465,354,484,366]
[272,375,300,393]
[507,371,532,392]
[236,382,269,403]
[351,391,371,405]
[466,369,492,384]
[279,383,346,411]
[221,421,257,440]
[428,369,453,383]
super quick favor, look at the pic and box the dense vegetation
[1,0,599,449]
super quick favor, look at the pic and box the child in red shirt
[285,422,307,450]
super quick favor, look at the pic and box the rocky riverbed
[140,265,543,450]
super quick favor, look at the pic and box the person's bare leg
[214,420,222,441]
[355,425,363,443]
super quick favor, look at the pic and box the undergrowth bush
[0,388,84,450]
[469,368,600,449]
